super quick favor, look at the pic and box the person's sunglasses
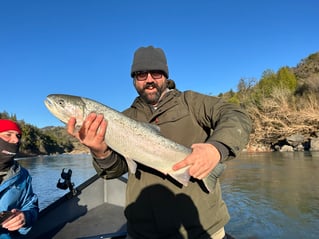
[133,70,164,81]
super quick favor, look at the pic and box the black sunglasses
[133,70,165,81]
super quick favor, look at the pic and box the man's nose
[145,73,155,82]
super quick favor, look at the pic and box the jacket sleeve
[18,171,39,235]
[186,91,252,160]
[92,151,128,179]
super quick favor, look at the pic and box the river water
[18,152,319,239]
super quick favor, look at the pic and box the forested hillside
[220,52,319,151]
[0,114,88,156]
[1,51,319,155]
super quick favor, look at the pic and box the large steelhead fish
[44,94,225,192]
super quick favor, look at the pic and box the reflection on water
[222,151,319,239]
[18,154,96,210]
[17,152,319,239]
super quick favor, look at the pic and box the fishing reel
[57,168,77,196]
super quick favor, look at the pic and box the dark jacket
[93,90,252,239]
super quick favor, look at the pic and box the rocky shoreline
[247,133,319,152]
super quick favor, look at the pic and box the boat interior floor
[53,202,127,239]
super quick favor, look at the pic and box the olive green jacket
[93,89,252,239]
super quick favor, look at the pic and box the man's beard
[137,82,166,105]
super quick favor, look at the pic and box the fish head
[44,94,87,127]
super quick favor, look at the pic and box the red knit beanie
[0,119,22,134]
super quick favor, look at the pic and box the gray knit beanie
[131,46,169,78]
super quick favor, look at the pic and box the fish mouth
[44,97,61,117]
[44,96,69,125]
[44,99,50,107]
[44,98,54,111]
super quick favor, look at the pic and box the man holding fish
[67,46,252,239]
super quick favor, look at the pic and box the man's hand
[67,113,111,159]
[172,143,220,179]
[1,209,26,231]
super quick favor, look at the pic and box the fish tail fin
[169,167,191,186]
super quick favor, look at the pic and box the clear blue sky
[1,0,318,128]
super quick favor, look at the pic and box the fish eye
[58,99,65,107]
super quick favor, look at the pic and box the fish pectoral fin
[168,167,191,187]
[202,163,226,192]
[125,158,137,174]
